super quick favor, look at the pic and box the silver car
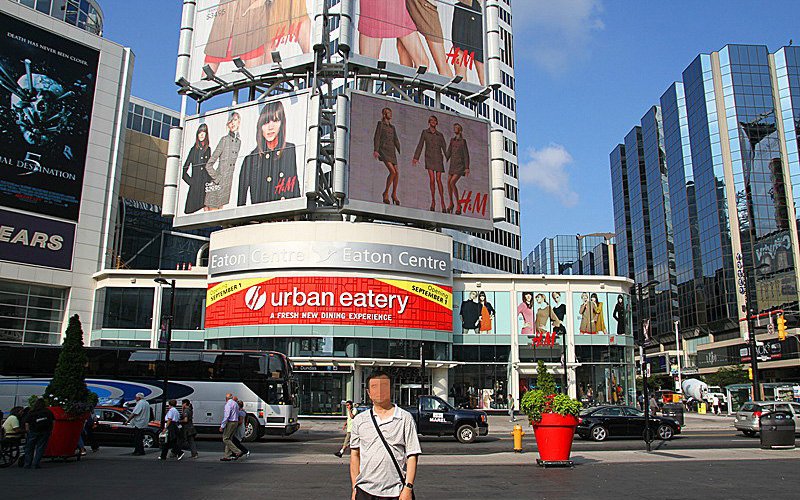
[734,401,800,436]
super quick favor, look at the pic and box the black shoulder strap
[370,408,406,486]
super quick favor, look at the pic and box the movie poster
[0,12,99,221]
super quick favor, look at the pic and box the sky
[101,0,800,255]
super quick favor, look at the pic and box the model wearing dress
[445,123,470,214]
[478,291,494,333]
[451,0,485,85]
[517,292,534,336]
[405,0,453,77]
[204,0,269,72]
[413,115,447,212]
[612,295,626,335]
[358,0,428,69]
[205,112,242,210]
[267,0,311,55]
[373,107,401,205]
[182,124,211,215]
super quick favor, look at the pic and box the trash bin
[662,403,685,426]
[759,411,796,450]
[698,402,707,414]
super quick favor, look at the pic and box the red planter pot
[531,413,578,462]
[44,407,88,459]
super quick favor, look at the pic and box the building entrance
[297,372,349,416]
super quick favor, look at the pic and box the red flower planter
[531,413,578,462]
[44,407,88,459]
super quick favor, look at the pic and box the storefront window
[574,345,635,405]
[297,371,348,415]
[160,289,205,330]
[102,288,154,329]
[450,364,509,410]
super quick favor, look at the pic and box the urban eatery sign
[205,277,453,331]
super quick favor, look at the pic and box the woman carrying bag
[180,399,198,459]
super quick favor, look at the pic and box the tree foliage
[536,360,556,396]
[44,315,97,413]
[521,361,581,423]
[703,365,749,389]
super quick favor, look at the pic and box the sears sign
[0,208,75,270]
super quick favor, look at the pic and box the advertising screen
[353,0,486,86]
[175,91,308,227]
[516,291,565,346]
[189,0,313,83]
[0,12,99,221]
[454,290,510,334]
[205,276,453,331]
[347,91,491,229]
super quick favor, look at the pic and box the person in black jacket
[23,398,54,469]
[459,291,481,334]
[182,123,211,214]
[238,100,299,206]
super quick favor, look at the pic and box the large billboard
[205,276,453,331]
[353,0,486,86]
[346,91,491,230]
[0,12,99,221]
[174,91,308,228]
[189,0,313,83]
[454,289,510,335]
[0,208,75,270]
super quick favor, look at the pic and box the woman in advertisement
[551,291,567,336]
[445,122,469,214]
[612,295,627,336]
[477,291,494,334]
[267,0,311,55]
[451,0,485,85]
[517,291,534,336]
[358,0,428,69]
[405,0,453,77]
[578,292,592,334]
[203,0,269,72]
[182,123,211,214]
[238,100,299,205]
[373,107,402,205]
[534,293,553,335]
[204,111,242,210]
[590,293,606,334]
[459,291,481,334]
[413,115,448,212]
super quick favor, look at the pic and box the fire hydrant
[511,424,525,452]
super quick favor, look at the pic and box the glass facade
[523,235,606,275]
[0,281,67,345]
[15,0,103,35]
[611,144,634,280]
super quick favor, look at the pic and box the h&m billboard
[206,276,453,331]
[0,12,99,221]
[174,91,308,228]
[346,91,491,231]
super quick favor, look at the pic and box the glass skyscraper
[611,44,800,380]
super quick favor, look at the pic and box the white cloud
[519,144,579,207]
[510,0,605,75]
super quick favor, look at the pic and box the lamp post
[154,277,176,424]
[420,341,426,397]
[738,258,770,401]
[637,278,659,452]
[674,319,682,394]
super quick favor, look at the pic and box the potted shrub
[520,361,582,463]
[36,315,98,459]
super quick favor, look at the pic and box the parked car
[92,406,161,449]
[734,401,800,437]
[402,395,489,444]
[576,405,681,442]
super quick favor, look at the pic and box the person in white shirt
[159,399,184,461]
[126,393,151,456]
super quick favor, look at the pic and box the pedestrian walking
[126,392,151,455]
[712,395,720,415]
[350,370,421,500]
[180,399,198,459]
[159,400,184,461]
[335,400,356,458]
[219,393,242,461]
[230,400,250,458]
[648,395,658,415]
[637,392,645,411]
[22,398,54,469]
[507,395,516,422]
[78,409,99,455]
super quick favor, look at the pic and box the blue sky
[102,0,800,255]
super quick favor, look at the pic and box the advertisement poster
[348,92,490,226]
[0,12,99,221]
[176,92,308,225]
[607,292,630,336]
[455,290,510,334]
[353,0,486,86]
[516,291,565,345]
[206,276,453,331]
[573,291,609,335]
[190,0,313,82]
[0,207,75,270]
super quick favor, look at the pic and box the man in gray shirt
[350,371,421,500]
[126,392,151,456]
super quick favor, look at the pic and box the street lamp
[739,259,770,401]
[674,319,682,395]
[154,277,176,424]
[637,278,659,452]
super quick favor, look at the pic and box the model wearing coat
[414,127,447,172]
[237,143,299,205]
[205,130,241,209]
[182,125,212,215]
[374,120,401,165]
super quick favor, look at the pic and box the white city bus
[0,344,299,441]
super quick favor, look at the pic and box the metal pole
[746,278,759,401]
[161,279,176,424]
[674,320,682,393]
[638,283,652,452]
[561,330,568,395]
[420,341,426,397]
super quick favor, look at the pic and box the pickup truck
[403,395,489,443]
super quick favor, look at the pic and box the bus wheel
[243,416,260,442]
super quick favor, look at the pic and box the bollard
[511,424,525,452]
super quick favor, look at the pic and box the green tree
[704,365,749,389]
[536,360,556,396]
[44,315,97,413]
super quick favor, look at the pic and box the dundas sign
[209,242,451,279]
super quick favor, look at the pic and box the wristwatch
[405,483,414,490]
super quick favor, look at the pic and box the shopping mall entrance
[361,366,430,407]
[297,368,352,416]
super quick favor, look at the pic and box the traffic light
[777,314,788,341]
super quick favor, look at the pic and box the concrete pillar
[352,366,363,404]
[431,367,449,400]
